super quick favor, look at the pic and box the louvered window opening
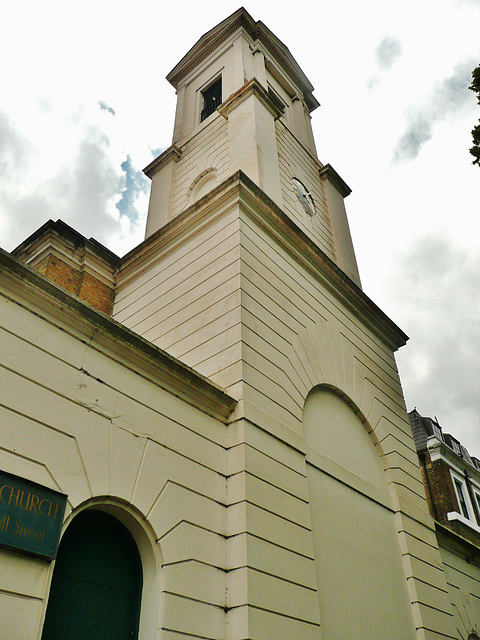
[201,79,222,122]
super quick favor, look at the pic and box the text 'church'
[0,8,479,640]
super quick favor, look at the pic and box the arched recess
[303,385,416,640]
[188,168,218,203]
[41,499,161,640]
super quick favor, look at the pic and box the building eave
[320,164,352,198]
[12,219,120,268]
[166,8,252,88]
[428,437,480,481]
[143,145,182,179]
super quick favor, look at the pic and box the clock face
[292,178,315,216]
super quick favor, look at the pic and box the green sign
[0,471,67,560]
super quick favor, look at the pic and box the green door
[41,509,142,640]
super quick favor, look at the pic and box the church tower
[141,9,360,287]
[112,9,458,640]
[114,8,362,401]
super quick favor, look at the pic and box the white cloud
[387,233,480,453]
[375,36,403,72]
[393,59,477,162]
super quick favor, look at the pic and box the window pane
[454,479,470,519]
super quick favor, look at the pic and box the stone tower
[111,8,458,640]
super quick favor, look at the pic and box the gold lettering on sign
[0,484,11,503]
[0,484,59,519]
[48,500,58,520]
[0,514,10,532]
[14,520,45,544]
[29,493,40,513]
[38,498,50,517]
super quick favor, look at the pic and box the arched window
[41,509,143,640]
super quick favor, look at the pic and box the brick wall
[34,255,115,316]
[420,449,480,547]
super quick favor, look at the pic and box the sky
[1,0,479,453]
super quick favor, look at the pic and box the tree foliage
[469,64,480,166]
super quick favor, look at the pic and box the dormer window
[200,78,222,122]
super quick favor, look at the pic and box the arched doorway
[41,509,143,640]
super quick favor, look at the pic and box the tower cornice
[143,145,182,179]
[166,7,319,112]
[320,164,352,198]
[166,8,255,88]
[234,172,408,352]
[120,171,408,352]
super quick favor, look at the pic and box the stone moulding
[320,164,352,198]
[166,7,319,112]
[118,170,408,352]
[143,145,182,179]
[235,172,408,351]
[12,219,119,270]
[217,78,285,120]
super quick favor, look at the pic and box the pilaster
[218,79,284,206]
[144,146,182,237]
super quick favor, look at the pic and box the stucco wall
[304,388,416,639]
[234,194,457,639]
[171,114,230,219]
[114,200,243,395]
[113,172,461,638]
[0,267,233,640]
[276,119,336,262]
[438,538,480,638]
